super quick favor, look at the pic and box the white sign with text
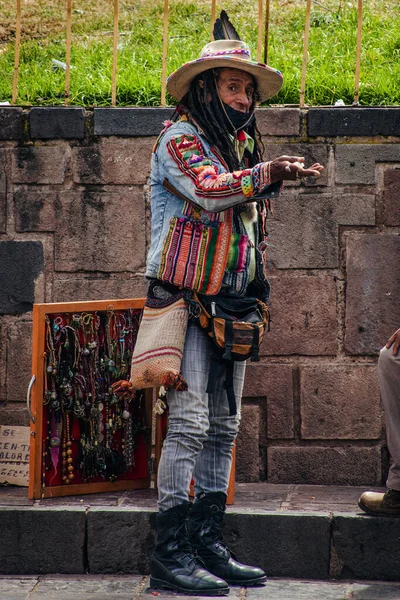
[0,425,30,487]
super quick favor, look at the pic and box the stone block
[14,189,57,232]
[52,276,148,302]
[335,144,400,185]
[94,107,173,136]
[262,143,329,186]
[30,107,85,139]
[87,508,156,573]
[332,514,400,580]
[267,192,375,269]
[88,507,330,579]
[0,241,44,314]
[300,365,381,440]
[267,446,381,485]
[72,139,155,185]
[383,168,400,226]
[0,404,29,426]
[345,233,400,355]
[55,189,146,272]
[12,146,67,184]
[224,512,331,579]
[308,107,400,137]
[236,404,260,482]
[33,576,144,599]
[0,149,7,233]
[261,274,337,356]
[0,508,86,574]
[0,107,23,140]
[334,192,376,226]
[256,108,300,136]
[243,363,294,439]
[6,320,33,403]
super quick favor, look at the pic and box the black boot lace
[204,509,233,556]
[172,518,205,569]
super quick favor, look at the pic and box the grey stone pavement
[3,483,400,598]
[2,575,400,600]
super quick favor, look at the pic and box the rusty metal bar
[12,0,22,104]
[64,0,72,105]
[300,0,312,107]
[354,0,363,104]
[263,0,270,64]
[211,0,217,40]
[112,0,119,106]
[161,0,169,106]
[257,0,263,62]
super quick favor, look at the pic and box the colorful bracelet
[251,163,261,193]
[260,161,271,188]
[241,174,254,197]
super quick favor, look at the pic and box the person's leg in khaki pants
[359,330,400,516]
[378,346,400,491]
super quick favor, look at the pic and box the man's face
[216,68,255,113]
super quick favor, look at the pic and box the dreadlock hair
[172,68,264,172]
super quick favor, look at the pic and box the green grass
[0,0,399,107]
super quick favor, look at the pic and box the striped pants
[157,322,246,512]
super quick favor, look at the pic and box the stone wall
[1,105,400,486]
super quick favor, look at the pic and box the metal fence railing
[9,0,363,107]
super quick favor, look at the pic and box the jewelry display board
[28,299,152,500]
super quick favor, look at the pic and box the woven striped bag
[129,293,189,395]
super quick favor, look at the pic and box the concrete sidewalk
[0,480,369,512]
[2,575,400,600]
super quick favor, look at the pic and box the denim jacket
[145,119,281,301]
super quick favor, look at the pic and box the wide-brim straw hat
[167,40,283,102]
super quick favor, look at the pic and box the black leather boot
[150,501,229,595]
[188,492,267,586]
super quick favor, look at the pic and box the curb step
[1,483,398,581]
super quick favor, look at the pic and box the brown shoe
[358,489,400,516]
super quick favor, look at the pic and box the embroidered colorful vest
[146,120,276,300]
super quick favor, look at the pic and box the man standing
[359,328,400,516]
[147,15,324,596]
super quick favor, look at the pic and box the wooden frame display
[28,298,151,500]
[29,298,236,503]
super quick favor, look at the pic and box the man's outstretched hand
[270,155,324,182]
[386,328,400,356]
